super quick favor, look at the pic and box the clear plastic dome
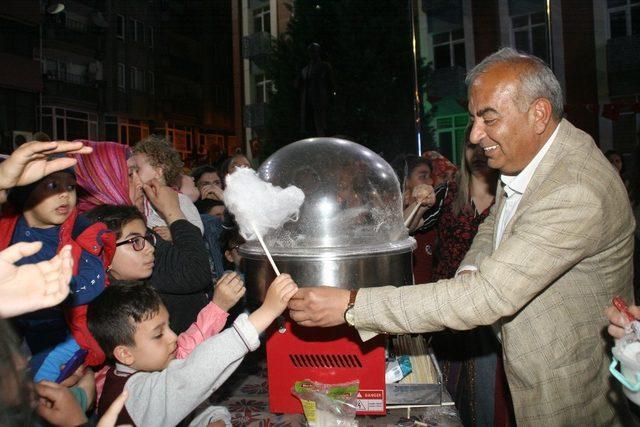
[242,138,414,257]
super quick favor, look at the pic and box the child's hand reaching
[248,274,298,333]
[213,272,246,312]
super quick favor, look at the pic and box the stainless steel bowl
[239,137,415,303]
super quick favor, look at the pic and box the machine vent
[289,353,362,368]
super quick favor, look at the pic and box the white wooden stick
[251,222,280,276]
[403,202,422,228]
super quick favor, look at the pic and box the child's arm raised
[248,274,298,334]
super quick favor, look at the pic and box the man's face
[23,172,77,228]
[467,64,539,175]
[126,305,177,372]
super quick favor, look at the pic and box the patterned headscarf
[73,140,132,213]
[422,151,457,186]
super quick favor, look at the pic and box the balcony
[607,34,640,97]
[43,20,100,53]
[428,65,467,100]
[242,31,273,68]
[43,78,99,106]
[244,103,267,129]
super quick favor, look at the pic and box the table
[210,348,462,427]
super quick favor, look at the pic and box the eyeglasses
[116,233,156,251]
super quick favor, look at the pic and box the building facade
[1,0,236,167]
[418,0,639,163]
[232,0,291,161]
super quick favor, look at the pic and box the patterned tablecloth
[210,348,462,427]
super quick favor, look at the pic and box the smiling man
[288,48,635,426]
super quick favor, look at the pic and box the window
[116,14,125,40]
[118,118,150,145]
[41,107,98,140]
[65,13,88,32]
[146,71,155,94]
[105,116,118,141]
[253,6,271,33]
[129,18,142,42]
[608,0,640,38]
[435,114,469,164]
[432,29,465,69]
[511,12,549,63]
[43,59,86,85]
[117,63,125,91]
[145,25,154,48]
[130,67,143,91]
[254,74,272,104]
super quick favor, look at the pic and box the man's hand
[200,184,224,201]
[0,140,92,190]
[606,303,640,339]
[36,381,88,427]
[142,178,185,225]
[213,272,246,312]
[288,286,351,327]
[0,243,73,318]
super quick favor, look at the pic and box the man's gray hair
[465,47,564,120]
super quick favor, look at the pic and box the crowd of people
[0,137,297,426]
[0,46,639,427]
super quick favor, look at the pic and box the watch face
[345,307,355,326]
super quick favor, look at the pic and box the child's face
[133,153,164,185]
[126,305,178,372]
[229,156,251,174]
[23,172,77,228]
[407,164,433,190]
[111,219,155,281]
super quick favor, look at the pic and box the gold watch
[343,289,358,327]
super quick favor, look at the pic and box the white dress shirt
[495,125,559,249]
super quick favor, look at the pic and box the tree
[262,0,433,163]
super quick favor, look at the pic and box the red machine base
[266,319,386,415]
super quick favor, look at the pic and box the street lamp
[39,2,65,132]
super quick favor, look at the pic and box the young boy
[130,136,204,236]
[88,275,298,427]
[0,162,113,380]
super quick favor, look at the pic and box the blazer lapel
[499,119,573,241]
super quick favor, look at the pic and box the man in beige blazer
[289,48,635,426]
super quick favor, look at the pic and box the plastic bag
[292,379,359,427]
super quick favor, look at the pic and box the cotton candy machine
[239,137,415,415]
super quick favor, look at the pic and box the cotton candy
[224,167,305,241]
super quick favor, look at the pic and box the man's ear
[113,345,135,366]
[531,97,553,135]
[224,250,234,263]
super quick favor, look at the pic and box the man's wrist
[343,289,358,326]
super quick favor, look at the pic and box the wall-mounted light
[45,2,65,15]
